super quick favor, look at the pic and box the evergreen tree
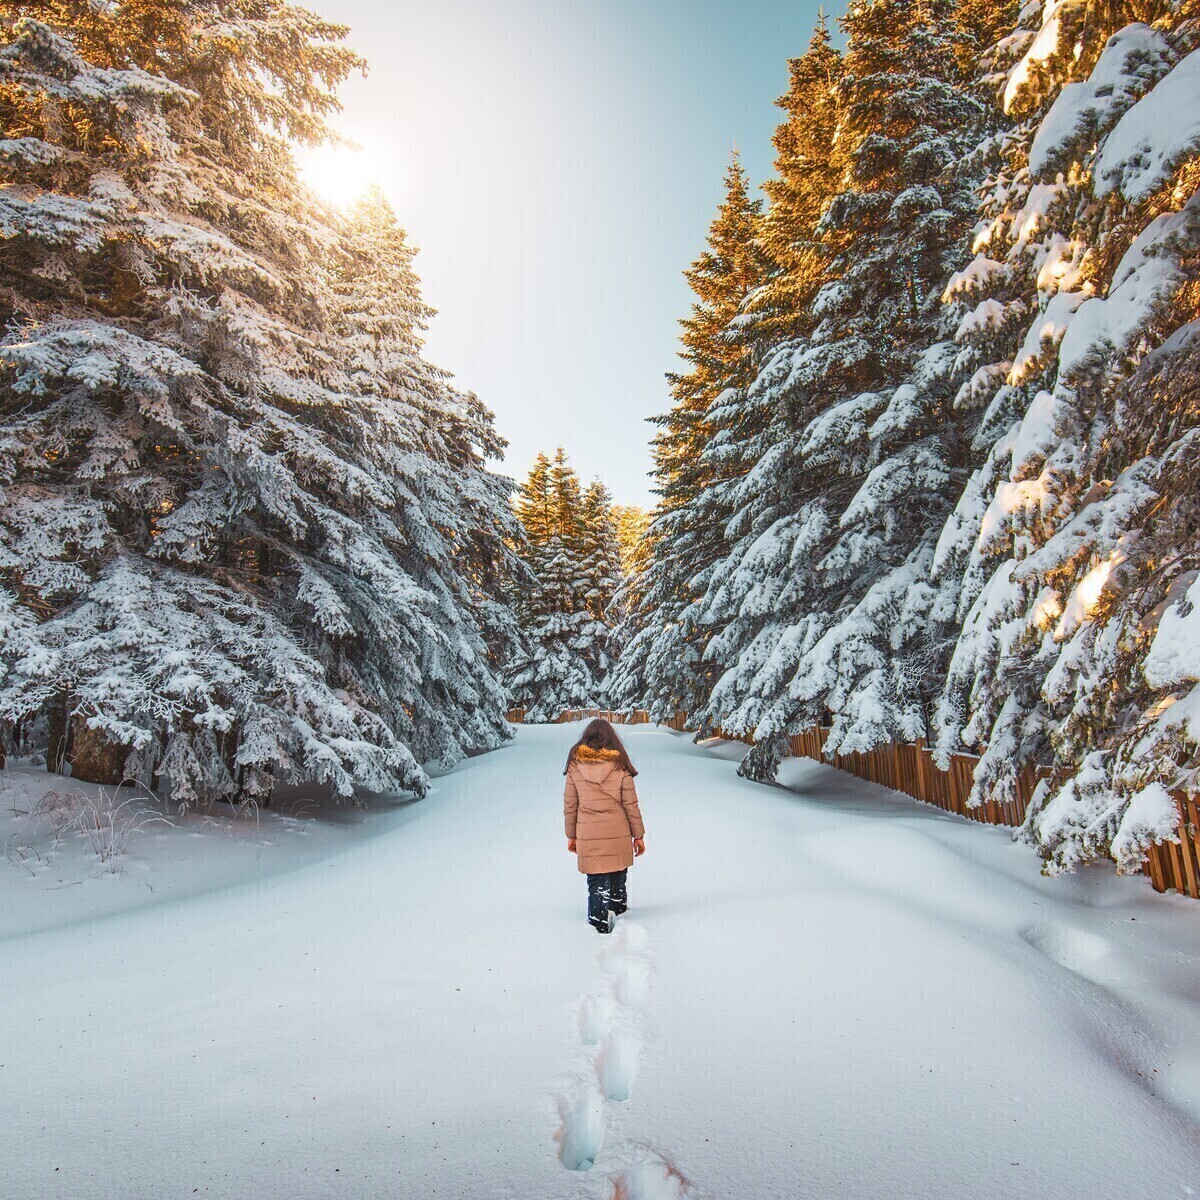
[611,154,769,720]
[772,0,1003,766]
[752,13,845,341]
[690,1,1000,780]
[578,480,625,687]
[0,3,520,806]
[610,505,652,580]
[931,0,1200,873]
[508,451,623,718]
[679,21,850,761]
[329,189,526,769]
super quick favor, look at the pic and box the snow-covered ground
[2,723,1199,1198]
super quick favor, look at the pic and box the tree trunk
[47,692,71,775]
[67,717,128,785]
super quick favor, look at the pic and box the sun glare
[295,141,383,210]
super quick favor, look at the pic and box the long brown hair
[564,718,638,777]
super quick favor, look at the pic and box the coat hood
[575,745,621,764]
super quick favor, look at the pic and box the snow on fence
[509,708,1200,900]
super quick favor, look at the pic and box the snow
[1145,572,1200,687]
[1008,180,1070,254]
[943,253,1007,300]
[1007,289,1088,383]
[1028,24,1170,177]
[3,724,1199,1198]
[1010,388,1057,473]
[1004,0,1084,112]
[1112,782,1181,873]
[1048,194,1198,390]
[1095,48,1200,204]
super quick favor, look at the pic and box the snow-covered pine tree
[683,21,849,769]
[507,450,620,718]
[578,480,624,690]
[928,2,1049,773]
[610,505,652,581]
[688,2,999,781]
[0,3,519,806]
[609,154,769,722]
[766,0,1009,769]
[931,0,1200,873]
[751,13,844,342]
[606,503,653,710]
[328,188,525,770]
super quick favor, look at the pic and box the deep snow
[2,723,1199,1198]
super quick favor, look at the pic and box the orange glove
[633,837,646,857]
[567,838,577,852]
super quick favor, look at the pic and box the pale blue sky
[302,0,828,505]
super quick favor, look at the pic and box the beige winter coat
[564,746,645,874]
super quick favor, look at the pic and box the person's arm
[620,773,645,839]
[564,771,579,843]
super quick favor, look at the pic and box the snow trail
[554,918,661,1180]
[3,723,1200,1198]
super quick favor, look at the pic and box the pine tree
[752,13,845,340]
[930,0,1200,873]
[611,154,769,720]
[507,451,623,718]
[0,3,520,806]
[679,21,850,762]
[610,505,652,580]
[577,480,624,689]
[329,189,526,770]
[771,0,1004,766]
[687,2,999,780]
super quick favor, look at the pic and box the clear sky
[299,0,828,506]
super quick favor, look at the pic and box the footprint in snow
[555,920,663,1176]
[556,1084,606,1171]
[614,957,652,1009]
[581,988,617,1045]
[611,1154,690,1199]
[599,922,653,1008]
[597,1026,641,1102]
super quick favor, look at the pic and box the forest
[4,0,1200,884]
[517,0,1200,882]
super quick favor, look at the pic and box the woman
[563,718,646,933]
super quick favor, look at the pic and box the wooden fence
[504,708,650,726]
[758,723,1196,899]
[780,727,1042,828]
[506,706,1199,900]
[1144,794,1200,898]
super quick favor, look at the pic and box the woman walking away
[563,719,646,934]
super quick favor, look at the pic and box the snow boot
[609,901,627,916]
[591,910,615,935]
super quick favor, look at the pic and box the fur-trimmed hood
[575,745,621,764]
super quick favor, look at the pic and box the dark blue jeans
[586,869,628,928]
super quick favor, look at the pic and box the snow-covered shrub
[6,785,171,874]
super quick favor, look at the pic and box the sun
[294,141,384,210]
